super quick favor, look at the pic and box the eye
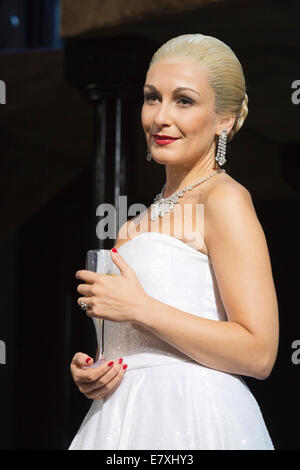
[144,93,158,103]
[143,93,194,106]
[177,96,194,106]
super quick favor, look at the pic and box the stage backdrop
[60,0,225,37]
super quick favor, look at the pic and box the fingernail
[118,358,123,364]
[108,361,114,367]
[123,364,128,370]
[86,358,91,364]
[111,248,118,253]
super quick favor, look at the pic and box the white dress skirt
[69,232,274,450]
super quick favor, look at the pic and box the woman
[68,34,279,450]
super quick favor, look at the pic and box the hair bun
[228,93,248,141]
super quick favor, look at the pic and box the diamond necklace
[150,168,226,221]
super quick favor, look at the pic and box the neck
[163,154,220,199]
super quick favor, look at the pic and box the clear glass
[84,249,120,369]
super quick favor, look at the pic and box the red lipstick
[153,134,180,145]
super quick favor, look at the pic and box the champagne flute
[84,249,120,369]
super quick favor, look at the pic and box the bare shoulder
[204,172,252,204]
[203,172,272,281]
[198,172,258,251]
[204,173,256,224]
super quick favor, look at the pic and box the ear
[216,112,236,136]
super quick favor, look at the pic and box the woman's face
[141,59,230,166]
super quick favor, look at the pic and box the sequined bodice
[94,232,228,369]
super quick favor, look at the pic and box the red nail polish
[118,358,123,364]
[86,358,91,364]
[111,248,118,253]
[108,361,114,367]
[123,364,128,370]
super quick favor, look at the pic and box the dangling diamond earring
[216,129,227,166]
[146,147,152,162]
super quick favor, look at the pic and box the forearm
[133,296,267,379]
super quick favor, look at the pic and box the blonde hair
[148,34,248,142]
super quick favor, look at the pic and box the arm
[133,184,279,380]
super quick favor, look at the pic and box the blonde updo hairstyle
[148,34,248,143]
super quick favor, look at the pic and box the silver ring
[80,302,88,311]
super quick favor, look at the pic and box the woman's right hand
[70,352,128,400]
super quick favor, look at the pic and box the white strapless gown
[69,232,274,450]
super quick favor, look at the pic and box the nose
[152,101,172,128]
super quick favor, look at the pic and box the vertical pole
[114,97,122,236]
[94,98,107,250]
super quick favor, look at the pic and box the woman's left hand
[76,249,149,323]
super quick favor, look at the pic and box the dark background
[0,0,299,449]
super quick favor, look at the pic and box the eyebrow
[143,84,201,97]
